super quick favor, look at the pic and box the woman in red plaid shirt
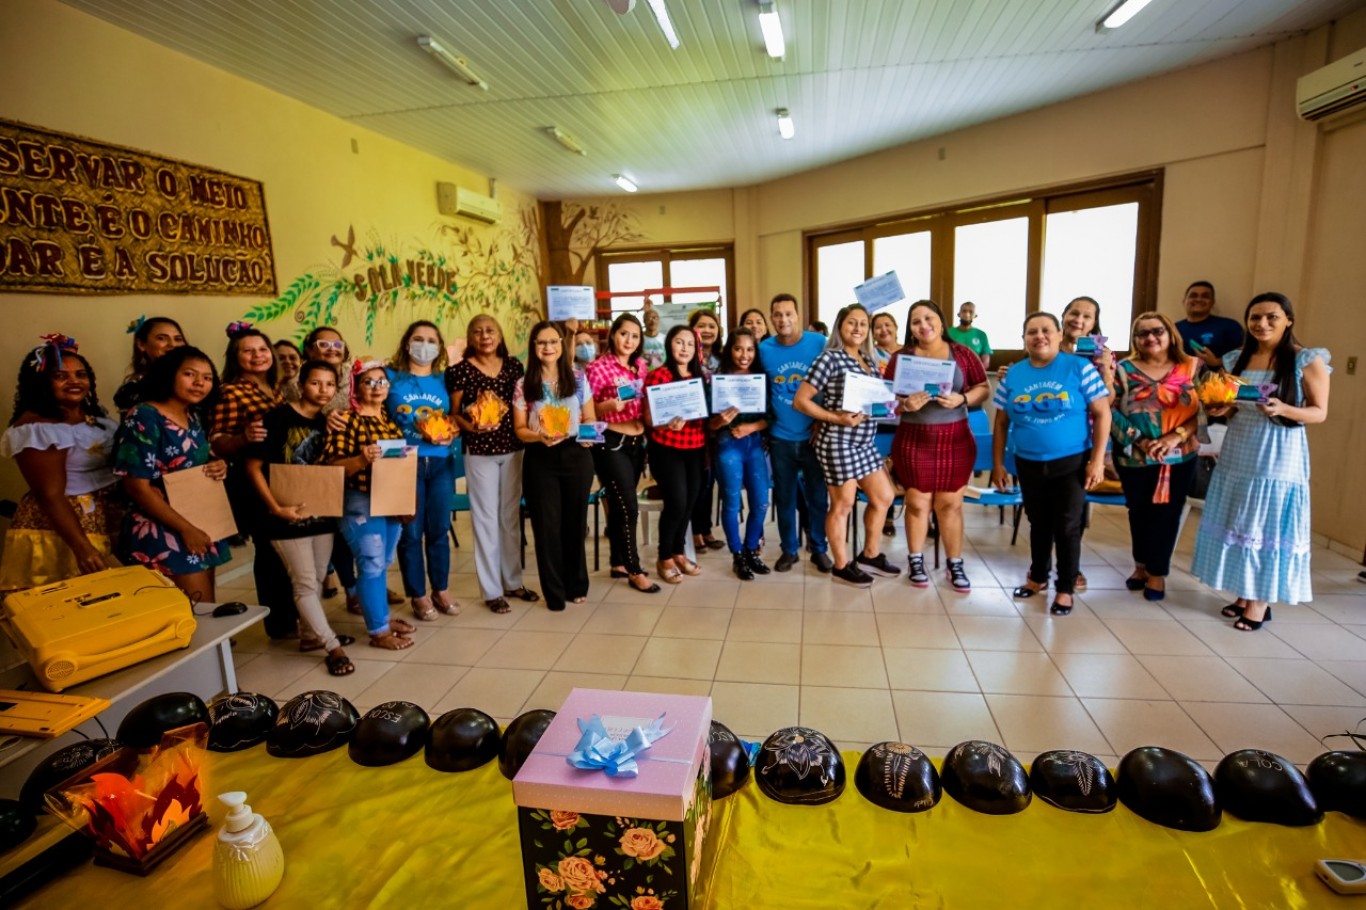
[643,325,708,585]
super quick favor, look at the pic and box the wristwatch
[1173,426,1189,441]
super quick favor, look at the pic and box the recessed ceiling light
[1096,0,1155,31]
[614,174,639,192]
[757,0,785,59]
[776,108,795,140]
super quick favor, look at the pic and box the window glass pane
[871,231,932,341]
[606,260,664,316]
[1041,202,1139,351]
[953,217,1028,351]
[815,239,865,327]
[668,257,728,329]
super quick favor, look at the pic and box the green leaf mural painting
[240,204,543,355]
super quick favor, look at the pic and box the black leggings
[1117,459,1197,577]
[1016,452,1088,595]
[691,463,715,537]
[649,441,704,559]
[593,431,647,575]
[522,443,594,611]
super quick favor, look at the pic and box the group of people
[0,281,1332,694]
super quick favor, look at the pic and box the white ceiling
[57,0,1366,198]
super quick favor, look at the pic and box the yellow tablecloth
[17,748,1363,908]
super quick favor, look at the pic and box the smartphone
[617,384,638,401]
[1188,339,1208,354]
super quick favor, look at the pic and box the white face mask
[408,340,439,365]
[576,343,596,363]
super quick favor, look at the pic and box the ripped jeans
[339,488,403,636]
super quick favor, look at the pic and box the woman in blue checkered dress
[1192,293,1331,630]
[793,305,900,588]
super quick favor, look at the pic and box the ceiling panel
[53,0,1366,197]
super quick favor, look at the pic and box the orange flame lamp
[1195,372,1245,407]
[538,403,572,437]
[416,410,456,444]
[467,389,508,429]
[44,723,209,875]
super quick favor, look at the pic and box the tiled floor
[224,501,1366,768]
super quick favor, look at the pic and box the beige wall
[0,0,537,501]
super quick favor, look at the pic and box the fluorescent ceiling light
[757,0,785,59]
[417,35,489,90]
[614,174,639,193]
[776,108,794,140]
[1096,0,1155,30]
[644,0,681,49]
[544,126,588,156]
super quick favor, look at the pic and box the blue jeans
[397,454,454,597]
[769,437,828,556]
[716,433,770,553]
[340,488,403,635]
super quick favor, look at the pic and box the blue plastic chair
[850,429,901,554]
[448,440,472,548]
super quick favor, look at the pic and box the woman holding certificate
[113,346,230,603]
[514,321,597,612]
[644,325,709,584]
[709,328,771,581]
[1192,293,1330,631]
[793,304,900,588]
[245,360,355,675]
[991,313,1111,616]
[687,309,725,552]
[325,360,413,650]
[585,314,659,594]
[886,300,989,591]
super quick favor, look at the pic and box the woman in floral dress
[114,346,230,602]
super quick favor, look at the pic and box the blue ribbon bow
[566,714,673,778]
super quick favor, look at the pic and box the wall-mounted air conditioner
[1297,46,1366,121]
[436,182,502,224]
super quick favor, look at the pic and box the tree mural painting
[542,200,645,287]
[237,204,543,354]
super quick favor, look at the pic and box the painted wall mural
[541,200,645,287]
[239,204,542,354]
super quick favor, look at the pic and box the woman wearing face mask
[385,320,459,622]
[585,313,658,594]
[687,309,725,552]
[1193,293,1330,631]
[574,330,599,369]
[991,313,1111,616]
[114,316,186,412]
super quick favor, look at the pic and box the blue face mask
[576,343,596,363]
[408,341,439,366]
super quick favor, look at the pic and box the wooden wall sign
[0,119,276,296]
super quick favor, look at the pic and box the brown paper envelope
[269,464,345,518]
[370,453,417,516]
[162,465,238,542]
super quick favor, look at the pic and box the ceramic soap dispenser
[213,790,285,909]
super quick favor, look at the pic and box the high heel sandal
[657,559,683,585]
[1233,609,1271,632]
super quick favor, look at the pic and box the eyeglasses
[312,340,346,351]
[361,378,390,389]
[1135,327,1167,340]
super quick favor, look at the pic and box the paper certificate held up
[546,285,597,322]
[853,271,905,313]
[645,377,709,423]
[841,372,896,414]
[711,373,766,414]
[892,355,956,396]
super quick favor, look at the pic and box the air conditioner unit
[436,182,501,224]
[1297,46,1366,121]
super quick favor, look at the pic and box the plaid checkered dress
[807,350,884,485]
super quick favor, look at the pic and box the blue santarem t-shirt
[761,331,827,442]
[992,353,1110,461]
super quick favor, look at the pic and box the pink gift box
[513,688,712,820]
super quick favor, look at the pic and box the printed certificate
[646,377,709,422]
[711,373,766,413]
[892,355,956,395]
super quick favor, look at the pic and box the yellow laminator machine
[0,566,196,692]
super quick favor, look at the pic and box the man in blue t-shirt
[761,293,833,573]
[1175,280,1243,367]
